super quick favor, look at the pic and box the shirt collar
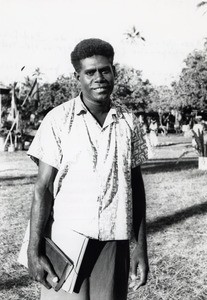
[75,93,125,120]
[110,105,125,119]
[75,94,88,116]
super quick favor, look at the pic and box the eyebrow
[84,66,111,73]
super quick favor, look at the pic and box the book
[44,237,73,291]
[18,223,89,293]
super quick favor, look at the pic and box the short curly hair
[71,38,114,72]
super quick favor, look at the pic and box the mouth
[93,86,109,92]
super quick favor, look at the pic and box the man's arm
[131,165,149,288]
[27,160,58,289]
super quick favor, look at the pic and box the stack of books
[18,224,89,293]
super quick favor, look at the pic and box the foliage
[124,26,145,43]
[2,65,156,136]
[18,74,79,120]
[3,73,80,136]
[192,129,207,156]
[197,1,207,8]
[149,85,174,112]
[177,130,207,162]
[172,46,207,110]
[4,42,207,135]
[37,74,80,117]
[197,1,207,14]
[0,127,8,138]
[112,64,155,112]
[0,92,11,130]
[18,77,39,121]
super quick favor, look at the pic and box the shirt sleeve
[131,115,148,168]
[27,111,62,169]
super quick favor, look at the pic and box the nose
[94,70,105,82]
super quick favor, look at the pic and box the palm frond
[124,26,145,43]
[192,130,205,156]
[197,1,207,8]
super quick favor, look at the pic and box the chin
[92,92,110,101]
[94,95,110,102]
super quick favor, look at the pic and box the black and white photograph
[0,0,207,299]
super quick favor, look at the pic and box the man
[27,38,149,300]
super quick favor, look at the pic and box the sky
[0,0,207,87]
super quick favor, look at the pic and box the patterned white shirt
[28,95,148,240]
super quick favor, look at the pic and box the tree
[112,64,154,112]
[148,85,174,112]
[15,72,80,125]
[124,26,145,43]
[121,26,159,112]
[37,74,80,117]
[172,48,207,110]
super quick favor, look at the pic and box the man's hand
[27,250,58,289]
[27,161,58,289]
[130,243,149,290]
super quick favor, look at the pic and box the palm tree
[32,67,43,81]
[197,1,207,7]
[124,26,145,43]
[197,1,207,14]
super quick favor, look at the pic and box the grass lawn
[0,134,207,300]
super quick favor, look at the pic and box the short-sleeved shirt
[28,95,148,240]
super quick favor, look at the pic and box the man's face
[75,55,115,104]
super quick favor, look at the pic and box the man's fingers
[131,261,138,278]
[131,274,137,281]
[42,280,52,289]
[132,282,142,291]
[39,277,52,289]
[40,257,59,284]
[34,269,52,289]
[140,266,148,284]
[41,257,58,278]
[129,274,137,289]
[29,256,58,289]
[134,266,148,290]
[44,263,58,281]
[129,276,146,291]
[130,277,147,291]
[129,266,149,291]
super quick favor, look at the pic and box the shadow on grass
[0,175,37,182]
[142,158,198,173]
[157,142,190,147]
[147,201,207,234]
[0,274,34,290]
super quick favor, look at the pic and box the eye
[85,70,95,76]
[102,68,111,74]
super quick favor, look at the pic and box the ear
[112,65,116,78]
[74,71,80,81]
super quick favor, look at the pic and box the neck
[81,95,111,115]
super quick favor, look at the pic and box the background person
[149,117,158,147]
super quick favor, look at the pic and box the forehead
[79,55,112,70]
